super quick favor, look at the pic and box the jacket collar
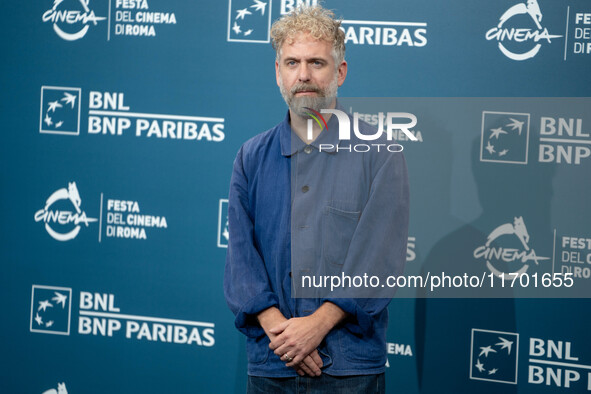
[280,106,345,157]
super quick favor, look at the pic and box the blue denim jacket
[224,110,409,377]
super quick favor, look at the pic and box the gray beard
[279,77,338,118]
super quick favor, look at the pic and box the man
[224,5,409,393]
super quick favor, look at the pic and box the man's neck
[289,101,336,144]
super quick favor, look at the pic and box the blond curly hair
[270,5,345,65]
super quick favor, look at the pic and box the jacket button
[302,185,310,193]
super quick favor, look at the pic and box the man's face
[276,32,347,118]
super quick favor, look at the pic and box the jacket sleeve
[322,151,409,336]
[223,146,279,338]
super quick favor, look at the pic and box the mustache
[291,84,321,94]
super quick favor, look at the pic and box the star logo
[506,118,524,134]
[44,113,53,127]
[480,111,530,164]
[489,127,507,139]
[227,0,272,43]
[479,345,497,357]
[475,359,485,373]
[47,100,63,113]
[236,8,252,20]
[470,328,519,384]
[496,337,514,354]
[38,299,53,312]
[40,86,81,135]
[61,92,77,108]
[251,0,267,15]
[30,285,72,335]
[52,291,68,308]
[232,21,241,35]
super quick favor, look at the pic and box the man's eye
[286,61,296,66]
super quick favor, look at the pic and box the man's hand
[257,307,322,376]
[268,315,328,368]
[268,302,347,369]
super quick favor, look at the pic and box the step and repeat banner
[1,0,590,393]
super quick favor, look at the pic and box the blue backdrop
[1,0,590,393]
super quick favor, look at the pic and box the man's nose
[298,64,311,82]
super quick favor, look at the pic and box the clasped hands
[258,303,346,377]
[268,315,329,376]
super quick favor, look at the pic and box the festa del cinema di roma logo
[33,179,168,242]
[486,0,562,60]
[34,182,97,241]
[473,217,549,280]
[43,0,106,41]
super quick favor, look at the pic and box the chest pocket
[322,205,361,267]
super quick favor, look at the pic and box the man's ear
[276,61,281,87]
[337,60,348,87]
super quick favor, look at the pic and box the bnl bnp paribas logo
[40,86,225,142]
[228,0,428,48]
[486,0,562,61]
[30,285,215,347]
[481,108,591,166]
[473,217,549,280]
[34,182,98,241]
[471,329,591,390]
[30,285,73,335]
[42,0,106,41]
[40,86,81,135]
[217,199,229,248]
[480,111,530,164]
[470,329,519,384]
[227,0,272,43]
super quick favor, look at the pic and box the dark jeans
[247,373,385,394]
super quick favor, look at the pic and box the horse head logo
[513,216,530,250]
[68,182,82,213]
[42,382,68,394]
[498,0,542,29]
